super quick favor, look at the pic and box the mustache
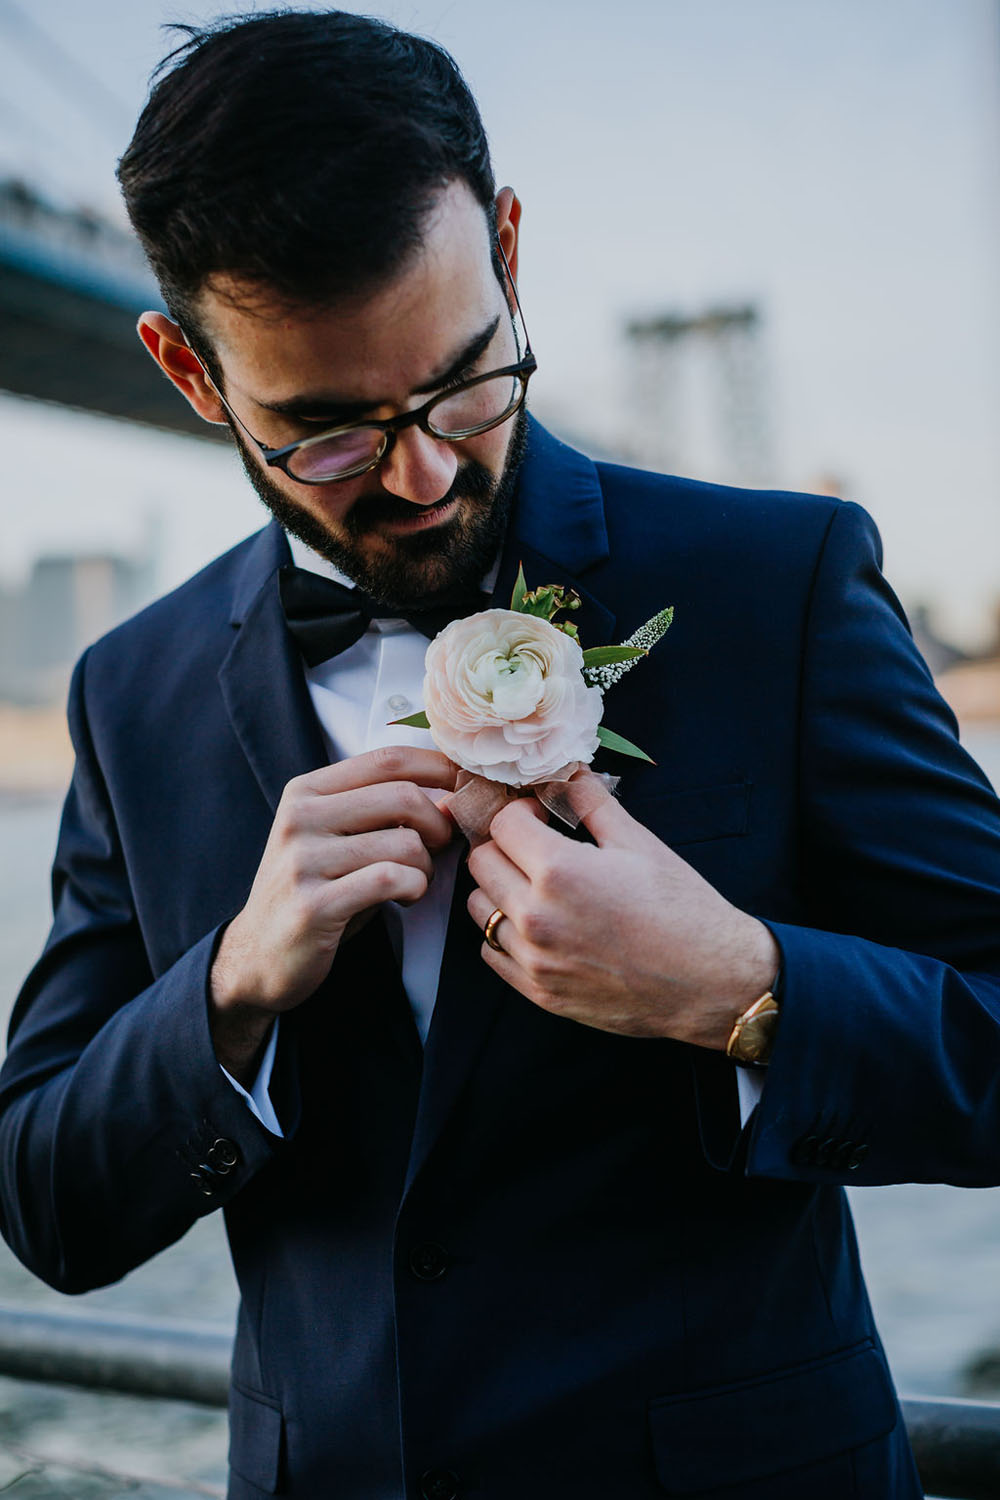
[340,459,496,536]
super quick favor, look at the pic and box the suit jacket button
[846,1143,869,1170]
[409,1242,450,1281]
[205,1138,240,1174]
[419,1469,460,1500]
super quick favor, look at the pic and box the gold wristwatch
[725,989,780,1067]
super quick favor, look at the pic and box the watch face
[731,998,780,1066]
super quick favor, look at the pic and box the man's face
[195,182,527,607]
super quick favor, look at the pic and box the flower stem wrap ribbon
[444,764,621,849]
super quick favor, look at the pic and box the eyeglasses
[185,243,536,485]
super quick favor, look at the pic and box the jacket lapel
[218,522,329,811]
[492,419,616,644]
[404,418,617,1194]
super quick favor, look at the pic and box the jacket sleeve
[745,500,1000,1186]
[0,649,287,1294]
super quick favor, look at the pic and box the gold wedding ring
[484,907,507,953]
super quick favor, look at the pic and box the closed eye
[438,362,482,392]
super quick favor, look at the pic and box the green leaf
[509,562,528,613]
[596,725,656,763]
[388,710,431,729]
[581,645,647,668]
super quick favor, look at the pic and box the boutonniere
[390,565,673,843]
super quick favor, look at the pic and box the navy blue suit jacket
[4,418,1000,1498]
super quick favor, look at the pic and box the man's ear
[495,186,522,285]
[136,312,227,425]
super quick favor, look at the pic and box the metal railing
[905,1396,1000,1500]
[0,1305,230,1407]
[0,1306,997,1498]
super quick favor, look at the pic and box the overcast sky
[2,0,1000,644]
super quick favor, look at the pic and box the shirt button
[387,693,411,714]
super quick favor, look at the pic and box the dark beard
[229,408,528,611]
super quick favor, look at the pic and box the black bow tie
[278,565,490,668]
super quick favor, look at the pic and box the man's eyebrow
[256,315,503,422]
[410,315,501,393]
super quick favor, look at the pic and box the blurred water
[1,724,999,1415]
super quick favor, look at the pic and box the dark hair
[116,10,497,368]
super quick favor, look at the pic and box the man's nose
[378,425,459,505]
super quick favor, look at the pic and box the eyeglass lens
[286,373,523,482]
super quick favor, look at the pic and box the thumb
[565,768,638,847]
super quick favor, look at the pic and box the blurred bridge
[0,177,217,439]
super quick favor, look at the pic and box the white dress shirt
[224,534,763,1133]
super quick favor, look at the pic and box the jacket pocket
[229,1381,284,1494]
[626,780,751,847]
[648,1338,897,1495]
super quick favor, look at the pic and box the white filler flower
[423,608,604,786]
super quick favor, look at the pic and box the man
[2,10,999,1498]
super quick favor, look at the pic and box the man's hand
[466,771,779,1050]
[210,746,457,1081]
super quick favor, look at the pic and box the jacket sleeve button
[190,1171,215,1197]
[790,1133,820,1167]
[814,1137,840,1168]
[846,1143,869,1170]
[205,1138,241,1174]
[830,1139,864,1172]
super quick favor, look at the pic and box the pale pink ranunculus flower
[422,608,604,786]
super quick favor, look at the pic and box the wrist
[210,925,275,1084]
[720,918,781,1062]
[738,917,782,1008]
[699,915,781,1053]
[210,918,257,1012]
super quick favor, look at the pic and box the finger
[326,859,430,916]
[467,839,532,921]
[341,908,378,942]
[305,828,435,883]
[292,781,456,851]
[289,746,459,800]
[566,769,652,849]
[488,795,568,876]
[467,886,527,964]
[474,910,535,995]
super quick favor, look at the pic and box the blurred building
[621,303,775,487]
[0,545,156,704]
